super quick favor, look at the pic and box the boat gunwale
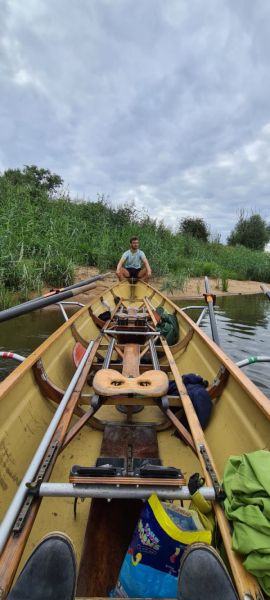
[0,299,94,396]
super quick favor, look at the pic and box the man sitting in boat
[116,236,152,282]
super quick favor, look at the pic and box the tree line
[2,165,269,251]
[178,213,270,252]
[1,165,270,305]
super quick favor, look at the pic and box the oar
[160,337,263,600]
[260,284,270,301]
[0,336,102,595]
[204,276,220,346]
[56,272,112,293]
[0,273,111,323]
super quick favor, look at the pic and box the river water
[0,295,270,398]
[0,308,64,381]
[177,293,270,399]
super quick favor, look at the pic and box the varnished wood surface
[76,424,159,597]
[70,476,185,486]
[100,424,159,460]
[122,344,140,377]
[76,498,143,597]
[93,368,169,397]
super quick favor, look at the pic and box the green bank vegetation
[1,166,270,308]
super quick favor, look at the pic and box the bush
[227,212,270,251]
[187,260,220,278]
[178,217,209,242]
[42,257,74,288]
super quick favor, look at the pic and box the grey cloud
[1,0,270,241]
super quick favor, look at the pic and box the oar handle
[204,276,220,346]
[0,273,112,323]
[0,283,97,323]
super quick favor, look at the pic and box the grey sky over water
[1,0,270,240]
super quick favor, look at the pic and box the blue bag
[112,494,211,598]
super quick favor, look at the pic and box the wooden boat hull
[0,280,269,598]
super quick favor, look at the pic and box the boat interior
[0,279,269,598]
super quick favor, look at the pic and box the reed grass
[0,286,15,310]
[1,179,270,306]
[160,271,189,295]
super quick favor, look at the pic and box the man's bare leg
[116,267,130,281]
[137,268,149,282]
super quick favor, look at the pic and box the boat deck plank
[76,424,159,597]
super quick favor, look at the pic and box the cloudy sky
[1,0,270,240]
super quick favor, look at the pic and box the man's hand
[143,258,151,278]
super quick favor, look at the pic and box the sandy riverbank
[72,267,268,304]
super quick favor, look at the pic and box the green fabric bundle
[156,307,179,346]
[223,450,270,596]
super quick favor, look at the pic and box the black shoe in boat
[7,532,76,600]
[177,542,238,600]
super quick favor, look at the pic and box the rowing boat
[0,279,269,599]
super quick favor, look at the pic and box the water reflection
[0,308,64,381]
[177,294,270,399]
[220,294,269,328]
